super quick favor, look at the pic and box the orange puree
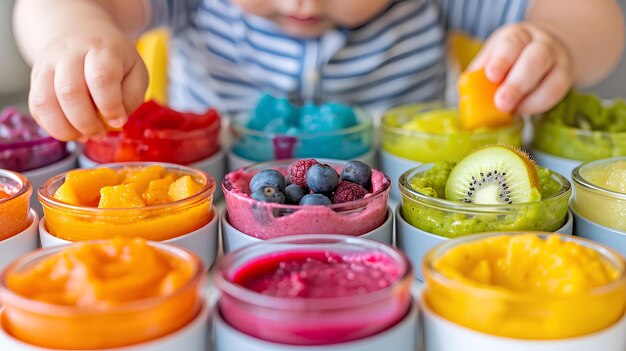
[41,164,214,241]
[425,233,626,339]
[0,238,203,349]
[0,172,32,241]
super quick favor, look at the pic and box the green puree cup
[396,163,573,280]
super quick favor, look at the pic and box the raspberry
[332,181,368,204]
[288,159,318,188]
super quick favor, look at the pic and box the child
[13,0,625,141]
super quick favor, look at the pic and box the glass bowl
[0,169,31,240]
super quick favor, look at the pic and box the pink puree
[220,250,410,345]
[223,165,390,238]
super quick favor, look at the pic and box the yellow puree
[425,234,625,339]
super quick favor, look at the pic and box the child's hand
[28,33,148,141]
[467,23,573,116]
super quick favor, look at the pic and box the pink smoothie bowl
[222,159,391,239]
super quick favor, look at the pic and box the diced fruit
[340,160,372,188]
[168,175,204,202]
[306,164,339,194]
[459,69,514,130]
[284,184,307,205]
[55,168,120,206]
[122,165,166,193]
[288,159,319,188]
[299,194,332,206]
[332,181,367,204]
[142,174,177,206]
[98,184,146,208]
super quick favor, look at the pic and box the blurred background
[1,0,624,111]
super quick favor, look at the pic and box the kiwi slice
[445,145,541,204]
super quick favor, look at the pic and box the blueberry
[251,186,286,204]
[341,160,372,188]
[250,169,285,194]
[305,164,339,194]
[299,194,332,206]
[285,175,291,186]
[285,184,307,204]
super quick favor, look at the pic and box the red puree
[233,251,400,298]
[85,101,220,164]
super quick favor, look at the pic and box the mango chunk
[168,175,204,202]
[122,165,166,193]
[142,174,177,206]
[458,69,514,130]
[54,168,120,206]
[98,184,146,209]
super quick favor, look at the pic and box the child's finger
[515,65,572,115]
[28,65,81,141]
[54,54,105,136]
[84,48,128,129]
[495,41,556,112]
[482,27,532,83]
[121,59,149,116]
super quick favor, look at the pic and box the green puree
[533,91,626,161]
[402,161,570,238]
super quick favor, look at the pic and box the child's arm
[468,0,624,115]
[13,0,149,140]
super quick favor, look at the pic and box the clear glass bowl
[84,124,220,164]
[572,157,626,231]
[222,159,390,238]
[532,99,626,161]
[0,169,31,240]
[399,164,571,237]
[0,137,68,172]
[0,241,204,349]
[229,109,373,162]
[423,232,626,339]
[39,162,216,241]
[381,103,523,162]
[215,235,413,345]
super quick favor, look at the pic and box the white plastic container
[572,205,626,258]
[221,207,393,253]
[39,207,219,269]
[379,149,421,201]
[214,301,418,351]
[396,205,575,281]
[0,209,38,271]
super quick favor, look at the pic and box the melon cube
[122,165,166,193]
[54,168,120,206]
[142,174,177,206]
[98,184,146,209]
[168,175,204,202]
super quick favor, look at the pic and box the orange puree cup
[0,170,32,240]
[0,238,204,349]
[423,232,626,340]
[39,162,215,241]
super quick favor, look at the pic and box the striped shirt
[148,0,529,114]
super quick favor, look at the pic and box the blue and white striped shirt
[149,0,529,114]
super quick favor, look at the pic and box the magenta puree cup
[222,159,391,238]
[215,235,413,345]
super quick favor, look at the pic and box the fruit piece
[341,160,372,188]
[168,175,204,202]
[251,186,286,204]
[122,165,166,193]
[137,29,169,105]
[98,184,146,208]
[332,182,368,204]
[250,169,286,194]
[306,164,339,194]
[288,159,319,188]
[284,184,307,204]
[458,69,514,130]
[445,145,540,204]
[284,175,291,186]
[142,174,177,205]
[0,189,11,200]
[54,168,120,206]
[299,194,332,206]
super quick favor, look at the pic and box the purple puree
[0,107,68,172]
